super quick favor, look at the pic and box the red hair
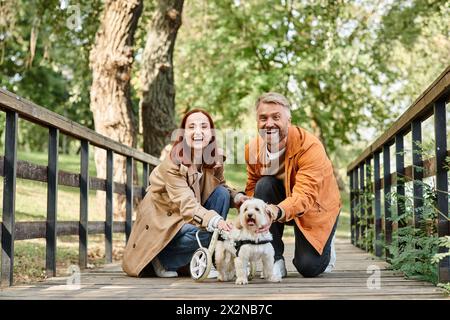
[170,109,223,168]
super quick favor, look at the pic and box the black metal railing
[347,66,450,283]
[0,88,160,286]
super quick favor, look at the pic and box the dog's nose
[247,213,253,218]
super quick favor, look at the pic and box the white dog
[214,198,282,285]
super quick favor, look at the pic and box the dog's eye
[255,207,260,211]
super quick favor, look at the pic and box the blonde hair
[255,92,291,117]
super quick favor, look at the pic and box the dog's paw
[268,275,282,283]
[218,274,232,282]
[235,277,248,285]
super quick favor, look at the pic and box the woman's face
[184,112,212,151]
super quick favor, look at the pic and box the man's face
[256,102,291,147]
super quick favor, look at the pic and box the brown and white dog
[214,198,282,285]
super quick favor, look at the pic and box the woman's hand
[217,219,233,232]
[234,193,251,209]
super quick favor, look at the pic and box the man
[243,92,341,278]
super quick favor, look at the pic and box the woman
[122,109,245,278]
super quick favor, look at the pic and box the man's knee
[293,256,327,278]
[254,176,280,197]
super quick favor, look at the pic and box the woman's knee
[214,185,230,202]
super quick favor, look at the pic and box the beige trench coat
[122,155,239,277]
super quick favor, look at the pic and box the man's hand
[265,204,280,222]
[256,204,279,234]
[217,220,233,232]
[234,193,251,209]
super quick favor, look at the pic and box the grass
[2,151,350,284]
[13,234,126,285]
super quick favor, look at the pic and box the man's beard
[259,128,287,149]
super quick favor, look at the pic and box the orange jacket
[245,126,341,254]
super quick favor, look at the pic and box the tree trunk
[89,0,142,219]
[140,0,184,158]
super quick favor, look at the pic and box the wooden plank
[347,65,450,172]
[365,157,373,253]
[105,150,113,264]
[434,99,449,283]
[374,152,382,257]
[1,111,18,287]
[349,172,355,244]
[125,156,133,243]
[0,88,160,166]
[0,283,446,300]
[79,139,89,269]
[5,221,126,240]
[411,120,423,228]
[354,169,360,246]
[1,241,447,300]
[359,163,365,250]
[0,156,144,199]
[395,134,405,228]
[383,144,393,260]
[45,127,59,277]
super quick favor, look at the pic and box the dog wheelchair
[189,228,258,281]
[190,228,221,281]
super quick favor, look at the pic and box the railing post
[395,134,406,228]
[350,171,355,245]
[365,158,373,253]
[359,163,365,250]
[126,156,133,243]
[354,168,360,247]
[383,144,393,260]
[1,111,18,287]
[434,99,449,283]
[46,127,59,277]
[143,162,149,197]
[374,151,382,257]
[105,149,113,264]
[411,120,423,229]
[79,139,89,269]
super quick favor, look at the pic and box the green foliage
[387,226,440,283]
[0,0,102,152]
[354,141,450,285]
[0,0,448,163]
[431,236,450,265]
[433,236,450,294]
[175,0,449,155]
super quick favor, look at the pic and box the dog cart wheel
[190,228,220,281]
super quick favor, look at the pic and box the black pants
[254,176,338,278]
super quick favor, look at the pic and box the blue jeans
[157,185,230,271]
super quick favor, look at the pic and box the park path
[0,238,447,300]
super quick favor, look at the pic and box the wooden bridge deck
[0,238,448,300]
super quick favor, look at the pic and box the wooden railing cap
[0,88,160,166]
[347,65,450,173]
